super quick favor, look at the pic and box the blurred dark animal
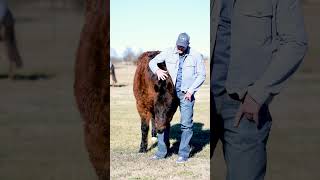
[0,2,22,79]
[74,0,109,179]
[133,51,179,153]
[110,63,117,85]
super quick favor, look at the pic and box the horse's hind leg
[139,119,149,153]
[151,117,157,142]
[139,113,151,153]
[4,10,22,79]
[5,35,16,79]
[164,124,170,149]
[0,22,13,79]
[111,64,117,84]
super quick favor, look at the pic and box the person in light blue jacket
[149,32,206,163]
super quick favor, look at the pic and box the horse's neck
[85,0,107,15]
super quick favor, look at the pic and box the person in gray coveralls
[211,0,308,179]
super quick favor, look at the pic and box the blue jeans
[212,93,272,180]
[156,91,194,158]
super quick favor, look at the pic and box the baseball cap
[176,32,190,48]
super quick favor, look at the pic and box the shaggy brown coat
[133,51,179,152]
[74,0,109,179]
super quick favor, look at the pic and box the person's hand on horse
[234,94,261,128]
[156,69,168,80]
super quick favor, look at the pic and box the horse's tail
[4,11,22,68]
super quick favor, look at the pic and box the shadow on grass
[0,73,55,81]
[147,122,210,157]
[110,84,127,87]
[169,122,210,157]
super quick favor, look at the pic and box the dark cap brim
[176,41,188,48]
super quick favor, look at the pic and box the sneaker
[150,155,164,160]
[176,156,188,163]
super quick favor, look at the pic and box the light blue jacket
[149,47,206,95]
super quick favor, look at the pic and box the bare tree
[123,47,135,64]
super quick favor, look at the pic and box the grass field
[0,2,97,180]
[110,62,210,179]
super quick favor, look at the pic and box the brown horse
[0,7,22,79]
[133,51,179,153]
[74,0,109,179]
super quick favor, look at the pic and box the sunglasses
[177,45,186,51]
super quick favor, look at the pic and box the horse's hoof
[138,148,147,153]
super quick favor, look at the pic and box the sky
[110,0,210,58]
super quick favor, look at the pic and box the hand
[156,69,168,80]
[184,92,192,101]
[234,94,261,128]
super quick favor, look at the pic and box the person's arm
[247,0,308,105]
[148,50,168,74]
[187,54,206,95]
